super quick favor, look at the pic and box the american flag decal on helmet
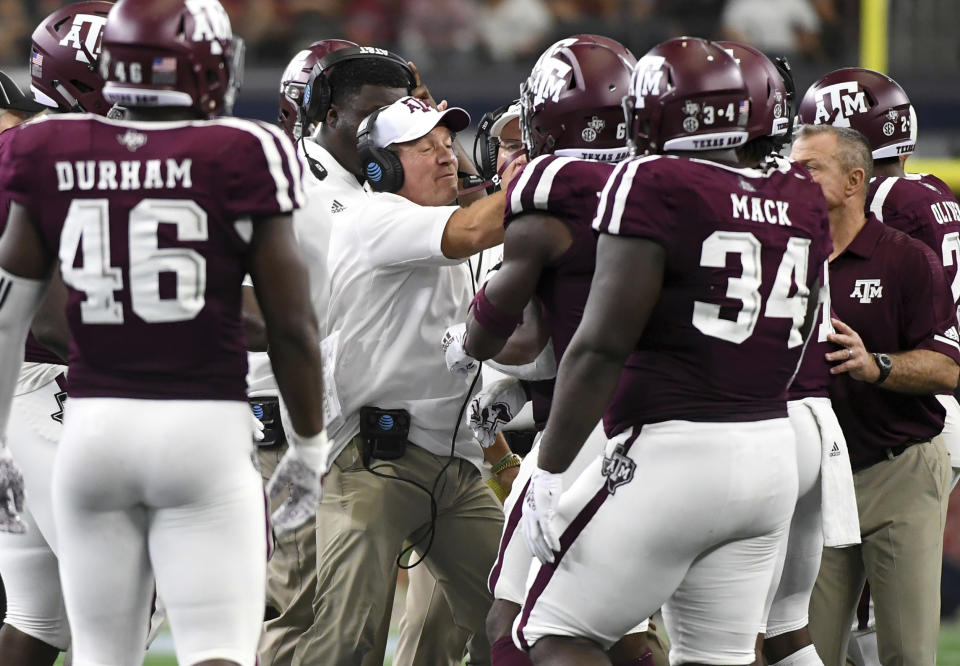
[152,57,177,86]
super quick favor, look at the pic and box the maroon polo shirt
[828,214,960,469]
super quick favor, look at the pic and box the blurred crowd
[0,0,858,69]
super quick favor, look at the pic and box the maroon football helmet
[716,41,793,144]
[797,67,916,160]
[30,1,112,114]
[99,0,244,119]
[623,37,750,155]
[520,34,637,160]
[278,39,357,141]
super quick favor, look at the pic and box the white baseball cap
[490,101,521,138]
[360,96,470,148]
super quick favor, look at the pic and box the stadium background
[0,0,955,661]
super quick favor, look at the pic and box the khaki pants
[809,439,950,666]
[396,558,481,665]
[292,437,503,666]
[257,443,322,666]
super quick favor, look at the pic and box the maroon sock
[491,635,533,666]
[611,648,654,666]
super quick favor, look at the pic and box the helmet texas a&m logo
[519,35,636,159]
[57,12,106,64]
[184,0,232,47]
[807,81,867,127]
[527,38,577,107]
[798,68,917,159]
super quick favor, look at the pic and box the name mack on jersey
[730,193,792,226]
[55,158,193,192]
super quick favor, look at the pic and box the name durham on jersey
[55,158,192,192]
[730,193,792,226]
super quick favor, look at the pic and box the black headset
[772,55,796,148]
[472,101,514,185]
[355,104,406,192]
[300,46,416,129]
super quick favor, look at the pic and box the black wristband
[872,353,893,385]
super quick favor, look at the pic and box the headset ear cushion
[361,145,405,193]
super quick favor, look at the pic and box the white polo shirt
[293,139,483,471]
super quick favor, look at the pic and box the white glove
[250,407,265,443]
[522,467,563,564]
[469,377,527,447]
[0,448,25,534]
[265,431,327,536]
[441,323,478,377]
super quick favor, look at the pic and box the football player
[443,34,668,666]
[799,68,960,666]
[277,38,357,143]
[517,37,831,665]
[0,1,325,665]
[722,42,859,666]
[0,4,113,664]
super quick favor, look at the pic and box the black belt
[852,442,915,472]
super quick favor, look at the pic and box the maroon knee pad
[491,635,533,666]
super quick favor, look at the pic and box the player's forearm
[464,311,508,361]
[881,349,959,394]
[267,326,325,436]
[537,343,622,474]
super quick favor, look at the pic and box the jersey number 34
[693,230,811,348]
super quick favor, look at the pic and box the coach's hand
[266,431,328,535]
[0,448,25,534]
[522,467,562,564]
[469,378,527,447]
[442,323,478,377]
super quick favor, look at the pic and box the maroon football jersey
[868,173,960,313]
[504,155,614,427]
[594,155,832,434]
[788,262,833,400]
[0,126,63,365]
[0,114,303,400]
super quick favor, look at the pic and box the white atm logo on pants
[850,279,883,303]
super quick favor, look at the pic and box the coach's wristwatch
[871,353,893,385]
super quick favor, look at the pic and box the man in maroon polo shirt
[791,123,960,666]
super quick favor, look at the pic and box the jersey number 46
[59,198,207,324]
